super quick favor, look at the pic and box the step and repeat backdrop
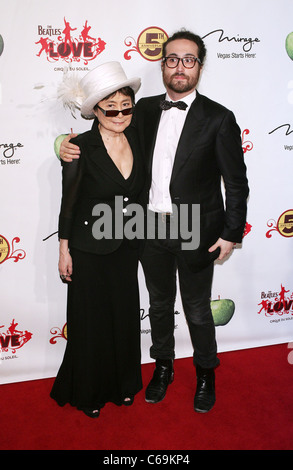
[1,0,293,384]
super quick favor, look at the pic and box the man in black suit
[58,30,249,413]
[134,30,248,413]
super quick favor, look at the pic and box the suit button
[84,221,88,225]
[124,197,129,202]
[122,208,127,213]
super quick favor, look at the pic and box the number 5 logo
[277,210,293,237]
[137,27,168,61]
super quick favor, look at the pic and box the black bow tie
[160,100,188,111]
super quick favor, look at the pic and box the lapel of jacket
[144,94,165,176]
[87,119,135,189]
[170,92,207,184]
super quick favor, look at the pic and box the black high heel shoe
[81,408,100,418]
[123,396,134,406]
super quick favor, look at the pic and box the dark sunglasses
[97,105,134,117]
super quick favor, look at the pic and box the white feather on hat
[57,68,85,118]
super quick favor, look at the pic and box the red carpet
[1,343,292,452]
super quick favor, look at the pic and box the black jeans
[141,216,219,369]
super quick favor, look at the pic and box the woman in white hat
[50,62,144,418]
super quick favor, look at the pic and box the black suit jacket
[134,92,249,271]
[58,119,145,254]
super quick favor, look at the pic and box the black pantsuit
[50,119,145,410]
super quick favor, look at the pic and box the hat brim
[80,77,141,118]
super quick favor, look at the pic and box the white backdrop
[1,0,293,384]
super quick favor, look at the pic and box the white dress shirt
[148,90,196,213]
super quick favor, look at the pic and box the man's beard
[163,72,198,94]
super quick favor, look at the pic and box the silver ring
[60,274,66,280]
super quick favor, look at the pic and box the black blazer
[134,92,249,271]
[58,118,145,255]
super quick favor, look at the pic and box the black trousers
[141,215,219,369]
[51,241,142,409]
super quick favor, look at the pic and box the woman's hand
[58,239,73,282]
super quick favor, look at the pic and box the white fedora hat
[80,61,141,118]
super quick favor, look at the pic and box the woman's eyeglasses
[97,105,134,117]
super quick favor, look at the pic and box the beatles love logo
[36,18,106,64]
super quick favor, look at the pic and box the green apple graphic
[54,134,68,159]
[285,32,293,60]
[211,297,235,326]
[0,35,4,56]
